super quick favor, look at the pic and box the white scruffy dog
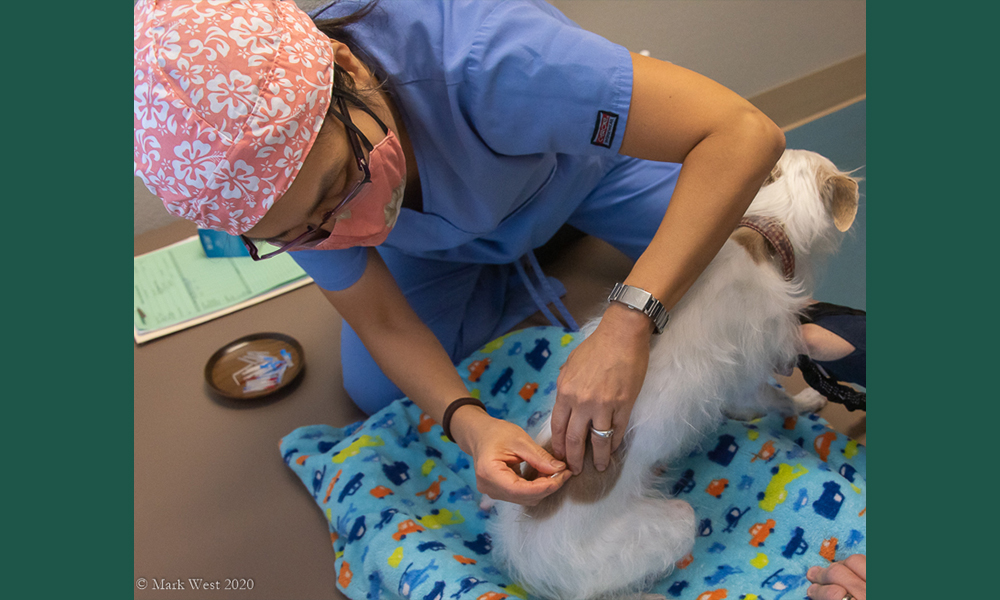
[489,149,860,600]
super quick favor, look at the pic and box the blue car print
[671,469,697,495]
[781,526,809,558]
[707,434,739,466]
[524,338,552,371]
[490,367,514,396]
[813,481,845,520]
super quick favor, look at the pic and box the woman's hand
[451,404,571,506]
[807,554,866,600]
[550,304,653,474]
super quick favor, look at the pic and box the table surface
[135,221,365,600]
[133,220,634,600]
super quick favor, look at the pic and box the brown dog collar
[737,216,795,280]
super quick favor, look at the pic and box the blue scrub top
[292,0,635,291]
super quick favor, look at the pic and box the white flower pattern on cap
[134,0,335,235]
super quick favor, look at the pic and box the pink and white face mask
[310,129,407,250]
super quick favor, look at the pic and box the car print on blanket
[281,326,866,600]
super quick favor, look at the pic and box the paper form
[134,236,312,343]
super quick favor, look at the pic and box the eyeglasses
[241,94,377,261]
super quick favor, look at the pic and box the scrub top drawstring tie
[514,251,580,332]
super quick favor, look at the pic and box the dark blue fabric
[813,313,866,387]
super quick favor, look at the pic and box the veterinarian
[134,0,785,505]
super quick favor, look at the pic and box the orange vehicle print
[752,440,777,463]
[477,593,508,600]
[392,519,426,541]
[695,589,728,600]
[295,454,310,466]
[337,561,353,588]
[748,519,776,547]
[454,554,477,565]
[819,537,838,562]
[783,415,798,430]
[814,431,837,462]
[416,475,447,503]
[418,413,437,434]
[323,469,344,503]
[467,358,491,382]
[705,478,729,498]
[370,485,394,499]
[676,553,694,569]
[518,382,539,401]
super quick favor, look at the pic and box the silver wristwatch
[607,283,669,334]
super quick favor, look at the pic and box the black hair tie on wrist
[442,397,487,443]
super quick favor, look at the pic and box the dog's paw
[792,387,827,413]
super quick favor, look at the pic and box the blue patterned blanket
[280,326,866,600]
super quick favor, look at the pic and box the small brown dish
[204,333,305,400]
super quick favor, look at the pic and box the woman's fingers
[563,412,592,474]
[479,457,571,506]
[516,435,567,476]
[548,397,571,461]
[467,417,570,506]
[805,583,851,600]
[589,419,614,472]
[842,554,866,581]
[806,556,866,600]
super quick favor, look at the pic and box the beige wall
[549,0,865,99]
[134,0,866,236]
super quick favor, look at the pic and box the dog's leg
[726,381,827,420]
[789,386,828,413]
[757,381,827,414]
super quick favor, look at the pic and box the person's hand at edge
[451,403,571,506]
[807,554,866,600]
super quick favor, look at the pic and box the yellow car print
[331,435,385,464]
[418,508,465,529]
[758,463,808,512]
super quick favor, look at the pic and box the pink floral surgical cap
[134,0,334,235]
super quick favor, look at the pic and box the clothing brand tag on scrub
[591,110,619,148]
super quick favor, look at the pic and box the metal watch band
[607,283,669,334]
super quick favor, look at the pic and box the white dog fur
[489,149,860,600]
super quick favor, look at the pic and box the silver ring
[591,427,614,439]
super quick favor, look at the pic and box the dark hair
[312,1,385,111]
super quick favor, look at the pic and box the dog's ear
[820,169,859,232]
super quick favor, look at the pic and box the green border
[869,3,953,596]
[9,1,127,595]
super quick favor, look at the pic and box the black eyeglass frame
[240,93,389,261]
